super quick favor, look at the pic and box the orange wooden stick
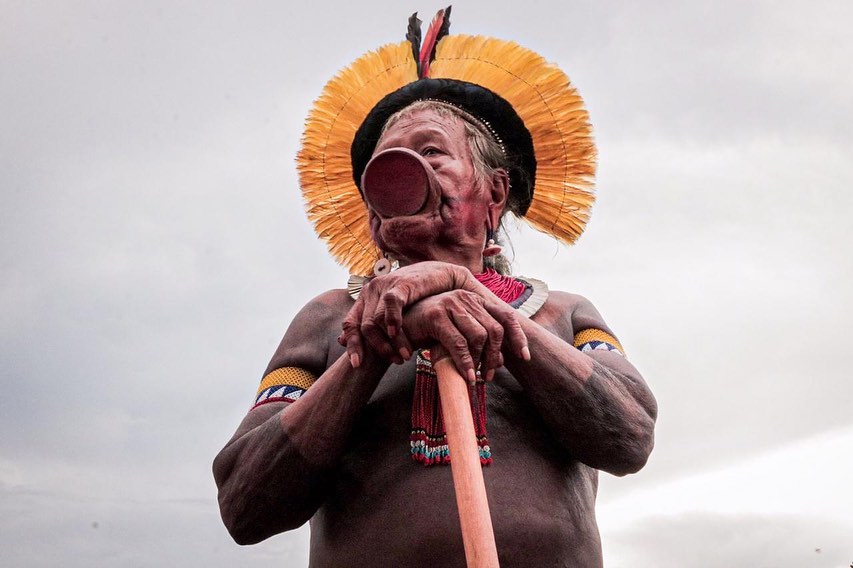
[433,356,500,568]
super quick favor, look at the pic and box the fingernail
[486,369,495,382]
[350,353,360,368]
[399,347,411,360]
[387,325,397,337]
[467,369,477,384]
[521,346,531,361]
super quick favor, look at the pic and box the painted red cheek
[462,203,486,231]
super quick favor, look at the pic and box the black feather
[406,12,422,75]
[436,6,452,43]
[428,6,452,66]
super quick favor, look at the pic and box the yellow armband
[573,328,625,357]
[251,367,317,410]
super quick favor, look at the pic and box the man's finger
[342,299,366,367]
[392,328,414,362]
[361,316,401,364]
[375,295,413,361]
[345,331,363,369]
[434,318,477,384]
[382,286,410,338]
[480,315,504,380]
[483,302,529,361]
[448,310,488,377]
[462,296,505,377]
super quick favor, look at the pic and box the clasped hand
[339,262,529,383]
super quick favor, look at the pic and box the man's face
[368,109,496,264]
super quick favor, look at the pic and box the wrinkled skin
[214,109,658,567]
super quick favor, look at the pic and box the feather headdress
[298,7,596,276]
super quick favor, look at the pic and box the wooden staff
[433,355,500,568]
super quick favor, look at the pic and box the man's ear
[487,168,510,228]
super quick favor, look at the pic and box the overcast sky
[1,1,851,566]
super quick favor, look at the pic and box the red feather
[418,7,447,78]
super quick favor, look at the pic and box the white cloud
[599,426,853,567]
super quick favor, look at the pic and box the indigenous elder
[214,8,656,567]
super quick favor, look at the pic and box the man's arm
[502,291,657,476]
[212,289,390,544]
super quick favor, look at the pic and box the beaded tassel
[410,350,449,465]
[410,349,492,466]
[473,377,492,465]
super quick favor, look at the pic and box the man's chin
[377,216,441,255]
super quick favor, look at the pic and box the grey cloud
[603,512,852,568]
[0,482,310,568]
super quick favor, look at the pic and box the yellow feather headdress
[297,10,596,276]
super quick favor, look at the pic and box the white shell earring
[373,254,392,276]
[483,229,502,257]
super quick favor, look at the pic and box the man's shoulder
[264,289,351,376]
[306,287,354,306]
[538,289,593,317]
[529,288,603,341]
[293,288,354,324]
[283,288,353,345]
[539,289,621,347]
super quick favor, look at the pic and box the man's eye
[422,147,441,156]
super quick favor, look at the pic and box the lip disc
[361,148,433,218]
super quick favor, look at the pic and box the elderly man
[214,10,656,567]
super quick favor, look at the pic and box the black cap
[350,78,536,215]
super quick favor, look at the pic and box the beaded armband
[573,328,625,357]
[251,367,317,410]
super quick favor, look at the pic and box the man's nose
[361,148,440,218]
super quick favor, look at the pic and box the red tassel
[410,350,491,466]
